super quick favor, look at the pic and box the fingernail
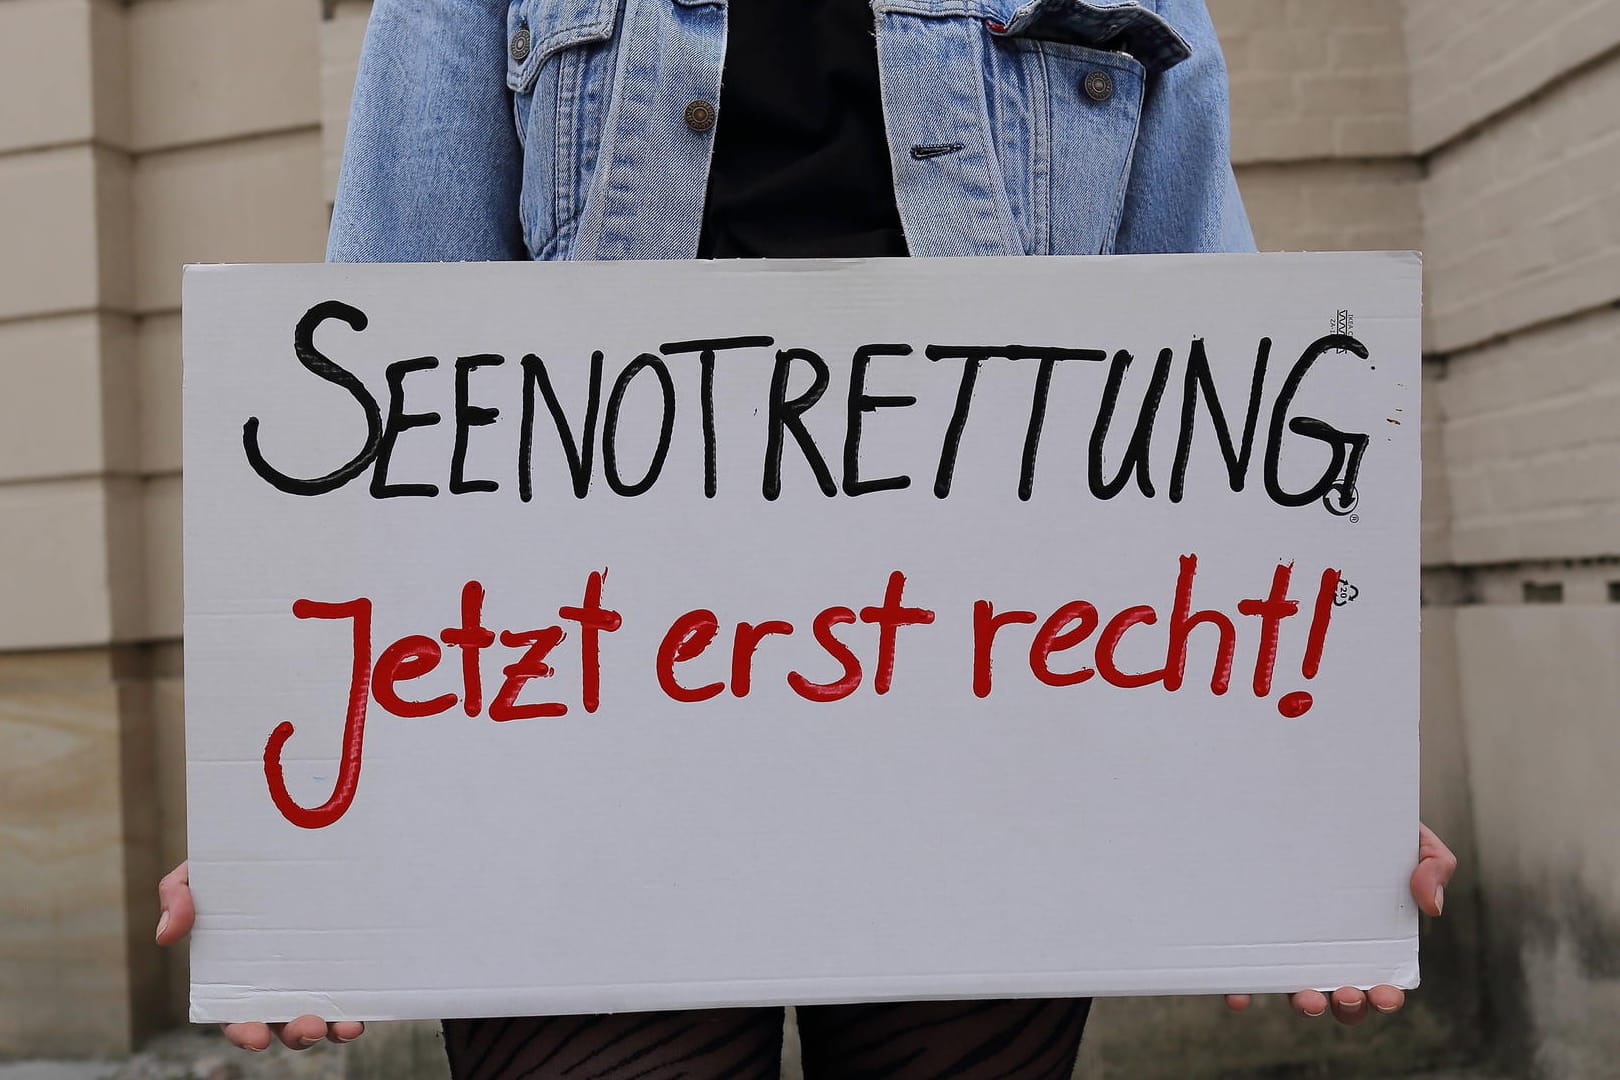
[1434,885,1445,915]
[1304,1007,1326,1018]
[155,910,169,943]
[1337,997,1364,1011]
[247,1045,266,1053]
[1375,1002,1400,1014]
[299,1036,321,1048]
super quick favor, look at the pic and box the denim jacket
[328,0,1255,262]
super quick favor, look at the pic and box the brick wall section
[1212,0,1411,164]
[1405,0,1620,154]
[1236,158,1422,251]
[1421,51,1620,570]
[1421,52,1620,357]
[1210,0,1425,303]
[1438,305,1620,565]
[1407,2,1620,1072]
[1412,1,1620,567]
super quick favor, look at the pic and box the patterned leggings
[443,998,1092,1080]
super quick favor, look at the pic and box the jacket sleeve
[327,0,527,263]
[1113,0,1256,255]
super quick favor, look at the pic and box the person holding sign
[159,0,1457,1075]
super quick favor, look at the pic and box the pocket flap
[506,0,619,92]
[989,0,1190,71]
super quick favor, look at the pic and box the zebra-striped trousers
[443,998,1092,1080]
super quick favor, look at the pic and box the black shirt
[696,0,909,259]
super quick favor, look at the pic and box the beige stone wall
[2,0,149,1058]
[2,0,1618,1074]
[1404,0,1620,1071]
[1404,0,1620,156]
[1222,0,1412,164]
[0,0,325,1057]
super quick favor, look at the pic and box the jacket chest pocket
[987,34,1147,255]
[981,0,1189,255]
[506,0,622,258]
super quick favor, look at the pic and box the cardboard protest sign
[183,253,1422,1023]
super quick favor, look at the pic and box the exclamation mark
[1277,568,1341,718]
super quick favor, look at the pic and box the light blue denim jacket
[329,0,1255,262]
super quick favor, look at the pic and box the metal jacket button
[510,25,531,63]
[1083,70,1113,102]
[684,100,717,132]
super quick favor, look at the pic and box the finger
[222,1023,272,1052]
[1330,988,1368,1026]
[278,1015,330,1050]
[1224,994,1252,1012]
[327,1021,366,1044]
[1411,822,1458,917]
[156,861,194,945]
[1290,990,1328,1018]
[1367,985,1405,1014]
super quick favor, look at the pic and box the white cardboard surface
[183,253,1422,1023]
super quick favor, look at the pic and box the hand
[157,860,366,1051]
[1224,822,1456,1025]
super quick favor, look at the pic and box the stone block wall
[0,0,325,1056]
[2,2,1617,1076]
[1406,0,1620,1072]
